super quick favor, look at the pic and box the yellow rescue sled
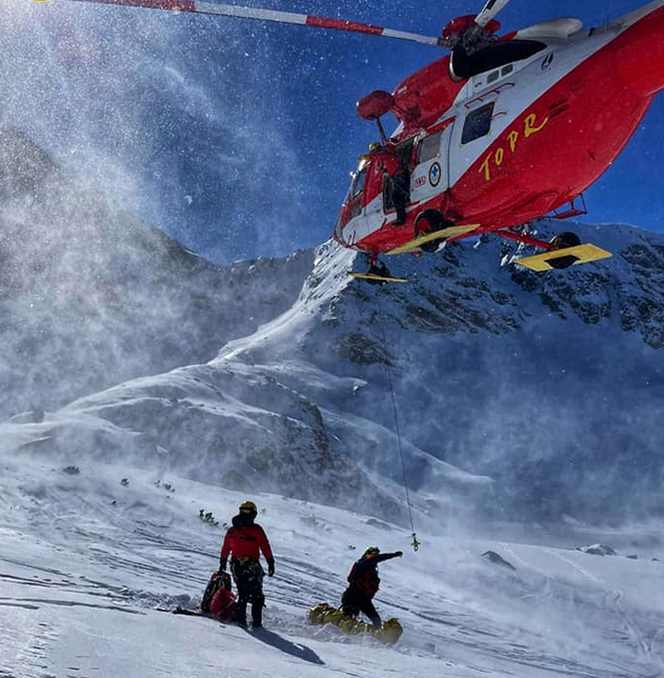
[308,602,403,644]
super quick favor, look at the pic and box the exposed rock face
[576,544,618,556]
[481,550,516,570]
[216,225,664,522]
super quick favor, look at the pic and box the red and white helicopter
[43,0,664,280]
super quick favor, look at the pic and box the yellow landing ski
[348,272,408,283]
[514,243,612,272]
[386,223,480,255]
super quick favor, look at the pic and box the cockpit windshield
[346,166,367,204]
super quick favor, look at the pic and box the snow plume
[0,0,311,262]
[0,127,314,419]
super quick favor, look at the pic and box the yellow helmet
[369,141,382,153]
[239,500,257,514]
[364,546,380,557]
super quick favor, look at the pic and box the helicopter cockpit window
[462,102,495,145]
[350,167,367,200]
[417,132,442,164]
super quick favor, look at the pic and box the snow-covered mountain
[3,206,664,525]
[0,127,313,418]
[3,132,664,677]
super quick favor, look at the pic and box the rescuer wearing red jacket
[219,500,275,628]
[341,546,402,629]
[369,142,410,226]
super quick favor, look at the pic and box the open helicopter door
[381,138,416,216]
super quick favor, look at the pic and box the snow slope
[216,223,664,522]
[1,447,663,678]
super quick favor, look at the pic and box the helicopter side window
[462,102,496,145]
[417,132,442,164]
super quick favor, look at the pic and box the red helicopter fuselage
[334,2,664,258]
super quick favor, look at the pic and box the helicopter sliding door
[448,81,507,186]
[410,124,453,205]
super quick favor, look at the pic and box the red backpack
[201,572,237,619]
[209,586,237,619]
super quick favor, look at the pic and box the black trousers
[390,172,410,225]
[231,558,265,625]
[341,586,381,628]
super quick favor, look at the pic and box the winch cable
[377,317,420,552]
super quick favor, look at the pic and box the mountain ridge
[3,215,664,524]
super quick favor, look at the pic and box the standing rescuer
[219,500,275,629]
[369,141,410,226]
[341,546,402,629]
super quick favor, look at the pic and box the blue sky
[2,0,663,262]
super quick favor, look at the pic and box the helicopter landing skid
[348,272,408,284]
[514,243,612,272]
[386,224,481,255]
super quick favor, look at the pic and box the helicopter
[40,0,664,280]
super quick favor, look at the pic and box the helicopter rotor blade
[474,0,512,28]
[62,0,443,47]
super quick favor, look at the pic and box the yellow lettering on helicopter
[479,155,492,182]
[524,112,549,137]
[508,130,519,153]
[478,110,550,182]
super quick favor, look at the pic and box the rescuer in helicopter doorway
[219,500,275,629]
[340,546,402,628]
[369,141,410,226]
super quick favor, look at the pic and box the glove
[219,558,227,573]
[396,551,403,557]
[267,558,275,577]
